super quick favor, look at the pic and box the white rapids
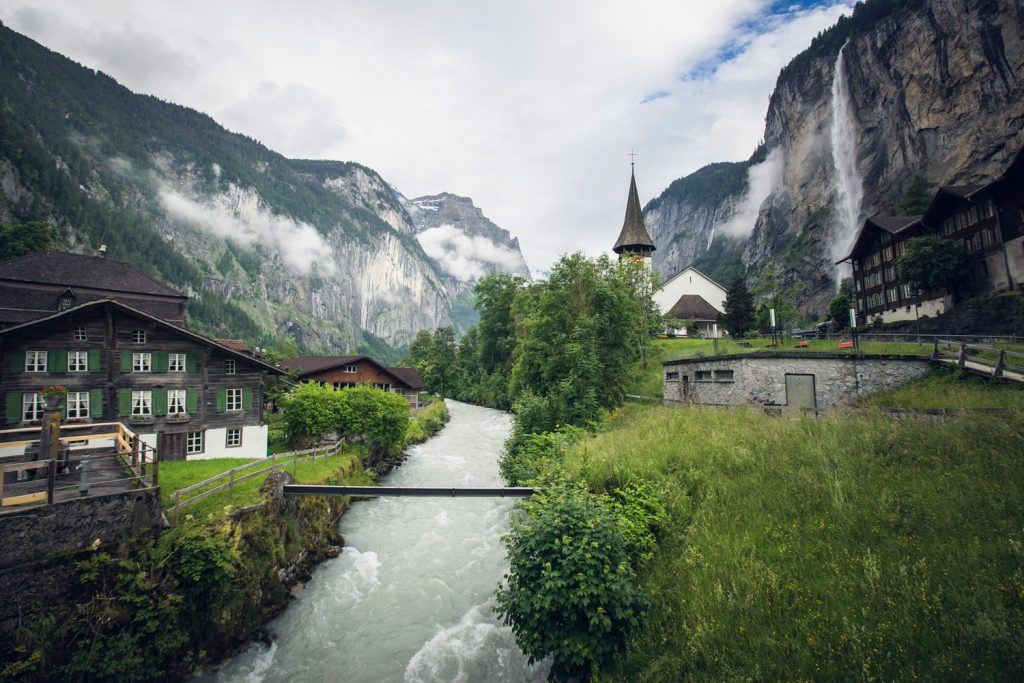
[204,400,549,682]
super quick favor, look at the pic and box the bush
[282,382,346,441]
[495,482,650,681]
[283,382,410,453]
[499,426,584,486]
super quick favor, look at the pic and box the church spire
[612,164,656,258]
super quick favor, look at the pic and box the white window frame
[22,393,43,422]
[133,352,152,372]
[225,427,242,448]
[68,350,89,372]
[74,326,88,341]
[131,390,152,416]
[226,388,243,412]
[132,330,146,344]
[169,353,187,373]
[67,391,90,419]
[186,431,204,455]
[25,350,47,373]
[374,382,392,391]
[224,359,237,375]
[168,389,187,415]
[342,363,357,373]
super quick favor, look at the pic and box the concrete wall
[654,267,727,316]
[183,424,267,460]
[663,354,932,408]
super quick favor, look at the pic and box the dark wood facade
[842,149,1024,323]
[0,300,283,460]
[284,356,426,408]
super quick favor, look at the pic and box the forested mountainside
[646,0,1024,310]
[0,22,528,359]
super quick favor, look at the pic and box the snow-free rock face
[646,0,1024,311]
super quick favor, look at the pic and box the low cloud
[158,183,336,276]
[716,148,783,240]
[417,224,524,282]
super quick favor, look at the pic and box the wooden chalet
[0,299,284,461]
[840,149,1024,323]
[283,355,426,409]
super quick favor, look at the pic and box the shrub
[499,426,584,486]
[282,382,346,441]
[496,482,649,681]
[337,384,411,454]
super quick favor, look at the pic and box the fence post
[957,343,967,368]
[229,468,235,501]
[994,350,1005,378]
[293,455,298,478]
[931,338,938,360]
[173,490,180,525]
[47,459,56,505]
[132,435,140,467]
[151,446,159,488]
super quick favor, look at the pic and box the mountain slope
[645,0,1024,309]
[0,22,527,355]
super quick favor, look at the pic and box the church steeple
[612,165,656,261]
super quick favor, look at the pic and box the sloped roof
[837,214,923,263]
[658,265,727,294]
[666,294,720,321]
[0,252,184,297]
[388,366,426,390]
[612,170,656,254]
[283,355,364,375]
[215,338,253,354]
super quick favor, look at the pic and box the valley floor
[563,372,1024,680]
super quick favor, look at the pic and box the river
[207,400,549,682]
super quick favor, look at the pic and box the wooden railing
[0,422,156,508]
[167,442,342,524]
[932,339,1024,379]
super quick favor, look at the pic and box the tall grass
[561,404,1024,680]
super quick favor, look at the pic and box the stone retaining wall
[662,353,932,408]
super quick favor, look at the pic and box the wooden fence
[167,442,343,524]
[932,338,1024,379]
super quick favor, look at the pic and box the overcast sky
[0,0,853,274]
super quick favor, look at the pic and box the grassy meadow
[561,395,1024,680]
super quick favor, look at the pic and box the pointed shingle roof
[612,170,656,254]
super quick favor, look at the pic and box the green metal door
[785,374,816,410]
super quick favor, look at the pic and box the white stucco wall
[185,425,268,460]
[877,297,946,323]
[654,267,727,316]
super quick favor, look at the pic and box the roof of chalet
[283,355,426,390]
[0,299,285,374]
[612,170,656,254]
[837,213,923,263]
[666,294,721,321]
[215,338,253,354]
[0,252,184,298]
[658,265,727,294]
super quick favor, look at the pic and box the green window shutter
[153,389,167,416]
[50,350,67,374]
[242,387,253,412]
[186,354,197,373]
[153,351,168,373]
[88,349,101,373]
[119,389,131,416]
[186,388,199,414]
[121,352,132,373]
[216,388,227,413]
[89,389,103,418]
[10,351,23,374]
[6,393,21,424]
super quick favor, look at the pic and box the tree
[429,327,458,397]
[0,221,54,258]
[720,276,755,337]
[898,175,935,215]
[897,236,976,301]
[828,293,850,331]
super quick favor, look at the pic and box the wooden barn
[283,356,426,409]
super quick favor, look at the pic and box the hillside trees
[721,276,756,336]
[0,221,54,257]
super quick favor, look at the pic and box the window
[342,363,357,373]
[226,388,243,411]
[225,359,236,375]
[226,428,242,448]
[169,353,187,372]
[25,350,47,372]
[695,370,712,382]
[67,391,90,419]
[882,246,893,262]
[966,206,978,226]
[68,350,88,372]
[168,389,187,415]
[665,371,680,381]
[333,381,356,390]
[883,266,895,282]
[855,279,863,292]
[132,352,152,372]
[886,287,898,304]
[74,326,87,341]
[714,370,735,382]
[983,200,995,219]
[186,431,204,455]
[22,393,42,422]
[373,382,391,391]
[900,284,912,299]
[131,390,152,416]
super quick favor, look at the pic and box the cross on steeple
[629,149,637,169]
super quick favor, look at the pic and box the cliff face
[647,0,1024,310]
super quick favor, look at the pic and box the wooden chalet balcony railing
[0,421,157,509]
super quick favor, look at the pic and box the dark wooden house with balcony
[0,299,284,460]
[840,148,1024,323]
[283,355,426,409]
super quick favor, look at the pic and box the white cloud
[417,224,524,282]
[0,0,854,271]
[158,183,336,276]
[718,148,784,239]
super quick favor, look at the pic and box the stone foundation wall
[663,354,932,408]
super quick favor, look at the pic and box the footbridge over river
[283,484,534,498]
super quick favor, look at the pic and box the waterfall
[829,41,863,280]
